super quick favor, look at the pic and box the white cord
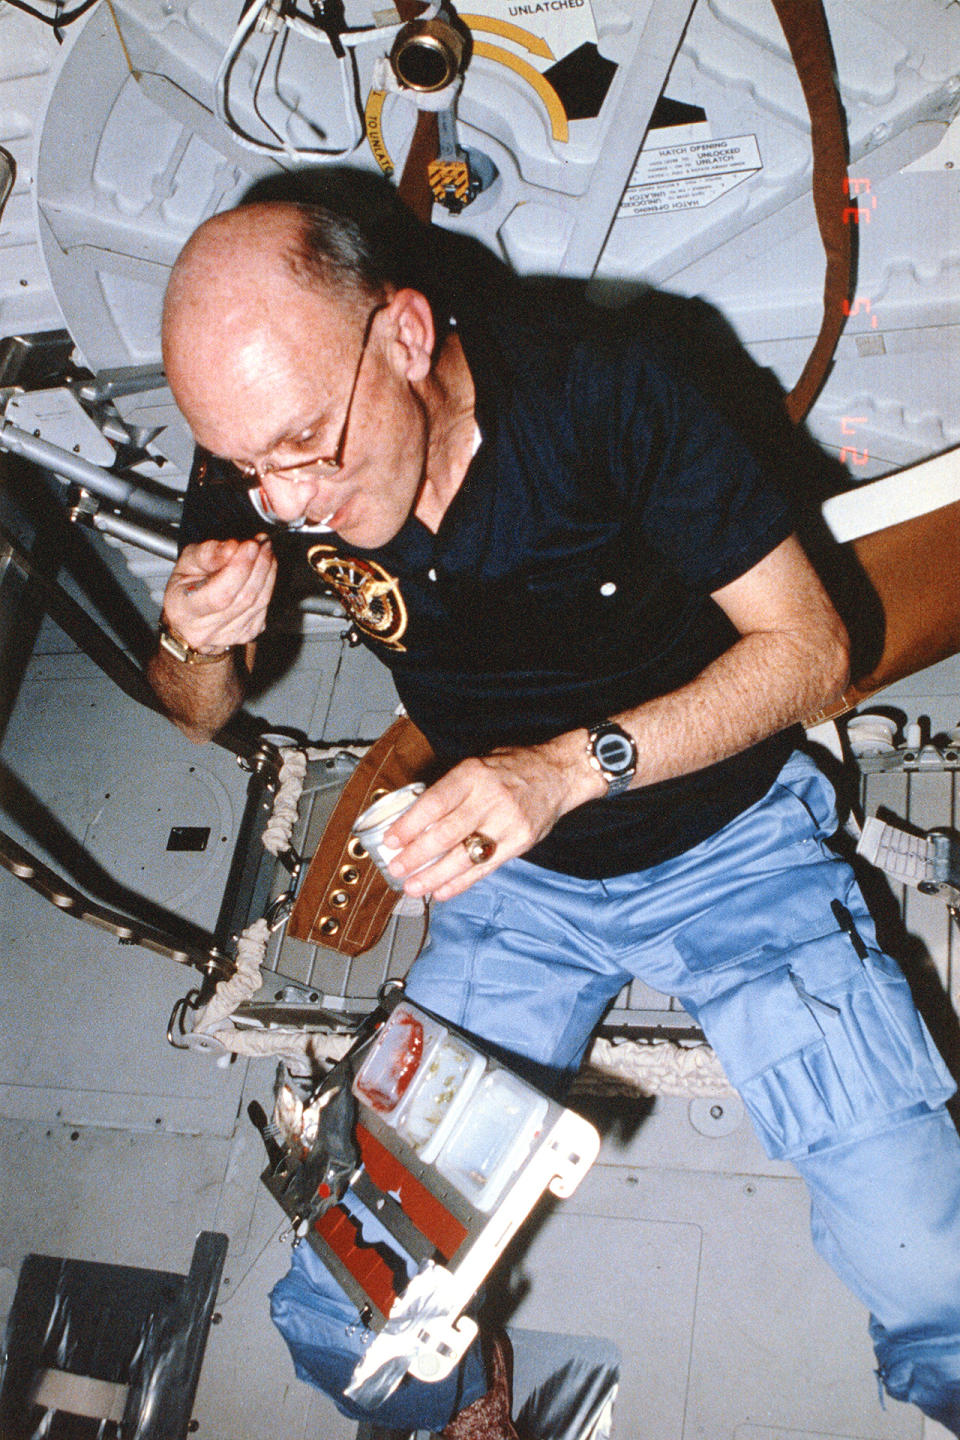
[580,1036,733,1098]
[285,15,402,48]
[261,748,309,856]
[214,0,271,127]
[214,0,369,159]
[187,743,729,1097]
[187,745,374,1061]
[194,916,270,1032]
[190,917,337,1063]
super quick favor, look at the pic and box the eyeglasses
[231,301,388,484]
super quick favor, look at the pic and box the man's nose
[258,470,322,522]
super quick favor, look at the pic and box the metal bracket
[0,828,229,976]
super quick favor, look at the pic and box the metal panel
[31,0,693,380]
[595,0,960,472]
[0,7,65,337]
[859,746,959,1011]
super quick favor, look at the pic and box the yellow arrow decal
[460,14,554,59]
[364,89,395,177]
[471,40,569,142]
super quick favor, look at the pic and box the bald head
[161,202,383,458]
[164,201,377,330]
[163,203,376,386]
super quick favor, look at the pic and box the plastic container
[395,1034,487,1161]
[352,783,425,890]
[352,1005,445,1117]
[433,1070,549,1212]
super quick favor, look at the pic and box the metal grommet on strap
[319,916,341,937]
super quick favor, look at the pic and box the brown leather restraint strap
[394,1,439,223]
[770,2,960,722]
[804,498,960,727]
[287,716,437,956]
[397,108,439,223]
[771,0,854,423]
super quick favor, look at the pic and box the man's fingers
[179,538,274,612]
[194,538,269,602]
[177,537,241,580]
[382,745,574,899]
[384,795,482,880]
[227,542,277,613]
[161,537,277,651]
[385,763,482,847]
[383,766,510,888]
[400,835,503,899]
[226,579,276,643]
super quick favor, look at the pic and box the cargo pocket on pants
[691,932,955,1162]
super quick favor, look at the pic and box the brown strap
[771,0,854,424]
[394,0,438,224]
[769,5,960,719]
[287,717,437,955]
[397,110,439,224]
[804,498,960,726]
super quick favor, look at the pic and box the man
[151,194,960,1438]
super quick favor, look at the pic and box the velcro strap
[31,1369,128,1421]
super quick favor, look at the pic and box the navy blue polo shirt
[182,296,798,878]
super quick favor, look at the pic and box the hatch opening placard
[619,134,762,216]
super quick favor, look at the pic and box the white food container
[433,1070,549,1212]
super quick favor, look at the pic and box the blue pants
[271,751,960,1432]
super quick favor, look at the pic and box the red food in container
[354,1009,425,1113]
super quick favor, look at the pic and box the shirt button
[600,581,617,597]
[427,568,438,582]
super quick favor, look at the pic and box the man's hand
[148,536,278,742]
[162,536,277,651]
[381,535,851,900]
[383,731,602,901]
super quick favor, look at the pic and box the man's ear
[387,288,436,383]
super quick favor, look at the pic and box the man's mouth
[300,499,342,530]
[320,496,353,531]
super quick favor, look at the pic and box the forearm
[531,622,847,823]
[147,644,247,743]
[381,536,850,901]
[614,621,850,791]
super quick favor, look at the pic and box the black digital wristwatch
[586,721,638,798]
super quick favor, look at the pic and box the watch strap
[158,620,232,665]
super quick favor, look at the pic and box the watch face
[594,729,634,775]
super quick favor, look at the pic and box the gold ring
[463,832,497,865]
